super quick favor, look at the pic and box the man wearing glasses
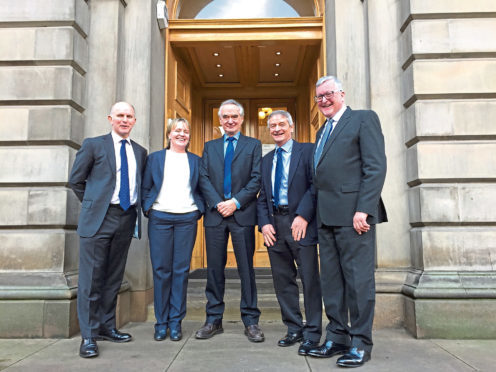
[308,76,387,368]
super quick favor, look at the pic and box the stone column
[0,0,89,337]
[400,0,496,338]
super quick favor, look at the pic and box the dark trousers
[318,224,376,352]
[148,209,199,331]
[269,213,322,342]
[204,216,261,326]
[77,205,137,338]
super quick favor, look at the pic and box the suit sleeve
[141,153,154,215]
[356,111,387,216]
[68,138,94,202]
[256,156,271,230]
[199,143,224,210]
[232,140,262,208]
[295,144,317,223]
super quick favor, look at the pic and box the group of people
[68,75,387,368]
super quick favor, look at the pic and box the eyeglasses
[314,91,342,102]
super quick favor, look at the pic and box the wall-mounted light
[216,64,222,68]
[218,74,224,77]
[275,63,281,67]
[275,51,282,56]
[213,52,220,57]
[258,107,273,120]
[274,73,279,77]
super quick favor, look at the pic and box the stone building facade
[0,0,494,338]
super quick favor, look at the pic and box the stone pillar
[400,0,496,338]
[0,0,89,337]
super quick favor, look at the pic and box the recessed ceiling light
[275,63,281,67]
[275,51,282,56]
[216,64,222,68]
[274,73,279,77]
[213,52,220,57]
[218,74,224,77]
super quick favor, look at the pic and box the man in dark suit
[308,76,387,368]
[195,99,264,342]
[69,102,147,358]
[257,110,322,354]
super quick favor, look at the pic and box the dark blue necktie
[273,147,284,207]
[119,139,131,211]
[223,136,235,199]
[314,119,334,171]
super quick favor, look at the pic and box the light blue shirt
[223,132,241,209]
[271,139,293,206]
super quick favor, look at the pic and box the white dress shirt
[110,130,138,205]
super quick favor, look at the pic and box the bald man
[69,102,147,358]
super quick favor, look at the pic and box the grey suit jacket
[199,133,261,227]
[313,107,387,227]
[69,133,147,238]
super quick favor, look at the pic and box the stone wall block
[0,189,28,225]
[402,59,496,105]
[28,188,79,225]
[407,142,496,182]
[0,230,66,271]
[0,0,90,37]
[0,146,76,183]
[405,100,496,143]
[0,66,85,108]
[411,228,496,271]
[401,19,496,65]
[409,186,460,223]
[0,106,84,144]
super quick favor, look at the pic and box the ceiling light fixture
[274,73,279,77]
[275,51,282,56]
[216,64,222,68]
[213,52,220,57]
[275,63,281,67]
[218,74,224,77]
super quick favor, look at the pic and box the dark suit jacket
[69,133,147,238]
[313,107,387,226]
[257,141,317,246]
[199,133,261,227]
[141,149,205,216]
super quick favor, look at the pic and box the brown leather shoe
[195,321,223,339]
[244,324,265,342]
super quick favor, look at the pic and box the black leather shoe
[298,339,319,355]
[307,340,348,358]
[154,329,167,341]
[245,324,265,342]
[97,328,133,343]
[170,327,182,341]
[278,332,303,347]
[336,347,371,367]
[195,321,223,339]
[79,338,98,358]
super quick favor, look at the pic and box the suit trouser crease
[204,217,261,326]
[149,210,199,331]
[269,214,322,341]
[77,206,137,338]
[318,225,376,352]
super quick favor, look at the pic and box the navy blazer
[141,149,205,216]
[257,141,317,246]
[199,133,261,227]
[313,107,387,226]
[69,133,147,238]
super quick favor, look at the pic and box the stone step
[146,268,305,322]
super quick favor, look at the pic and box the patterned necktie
[223,136,235,199]
[273,147,284,207]
[119,139,131,211]
[314,119,334,171]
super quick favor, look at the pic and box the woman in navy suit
[142,118,205,341]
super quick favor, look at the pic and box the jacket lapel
[232,133,244,163]
[187,151,195,184]
[264,149,275,198]
[104,133,116,175]
[318,107,351,166]
[288,141,301,188]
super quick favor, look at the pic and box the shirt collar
[224,132,240,142]
[111,130,131,145]
[276,138,293,153]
